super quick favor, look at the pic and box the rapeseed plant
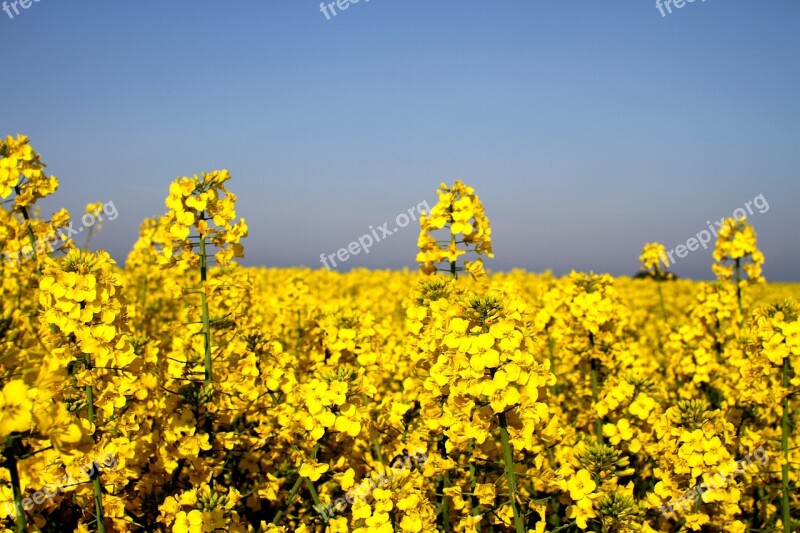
[0,135,796,532]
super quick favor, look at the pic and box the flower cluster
[0,135,72,270]
[0,134,58,208]
[416,180,493,278]
[159,170,248,268]
[639,242,674,280]
[712,217,765,285]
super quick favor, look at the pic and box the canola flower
[0,137,797,532]
[712,216,764,309]
[416,180,493,279]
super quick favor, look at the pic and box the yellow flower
[172,509,204,533]
[568,469,596,501]
[299,460,329,482]
[603,418,634,445]
[474,483,495,506]
[684,512,710,531]
[629,393,655,420]
[640,242,669,274]
[566,501,596,529]
[0,381,32,437]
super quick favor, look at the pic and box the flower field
[1,135,798,532]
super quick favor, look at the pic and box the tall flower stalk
[781,356,791,533]
[1,135,78,531]
[39,249,136,531]
[640,242,673,321]
[712,217,764,312]
[417,180,495,530]
[199,233,213,384]
[157,170,248,388]
[414,181,555,532]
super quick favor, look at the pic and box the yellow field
[1,136,798,532]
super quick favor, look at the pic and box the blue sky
[2,1,798,279]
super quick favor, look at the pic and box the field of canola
[0,134,799,532]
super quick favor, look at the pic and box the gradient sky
[2,1,798,279]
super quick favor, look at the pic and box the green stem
[714,320,723,365]
[199,234,213,385]
[272,441,322,525]
[166,458,186,496]
[14,186,38,264]
[83,227,95,250]
[138,272,149,334]
[498,412,525,533]
[438,435,451,532]
[84,353,106,533]
[272,473,304,526]
[449,228,457,279]
[85,355,96,424]
[91,476,106,532]
[589,333,603,444]
[304,477,321,510]
[781,357,791,533]
[734,258,742,311]
[657,280,667,322]
[8,453,27,533]
[547,329,557,397]
[468,439,482,532]
[590,359,603,444]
